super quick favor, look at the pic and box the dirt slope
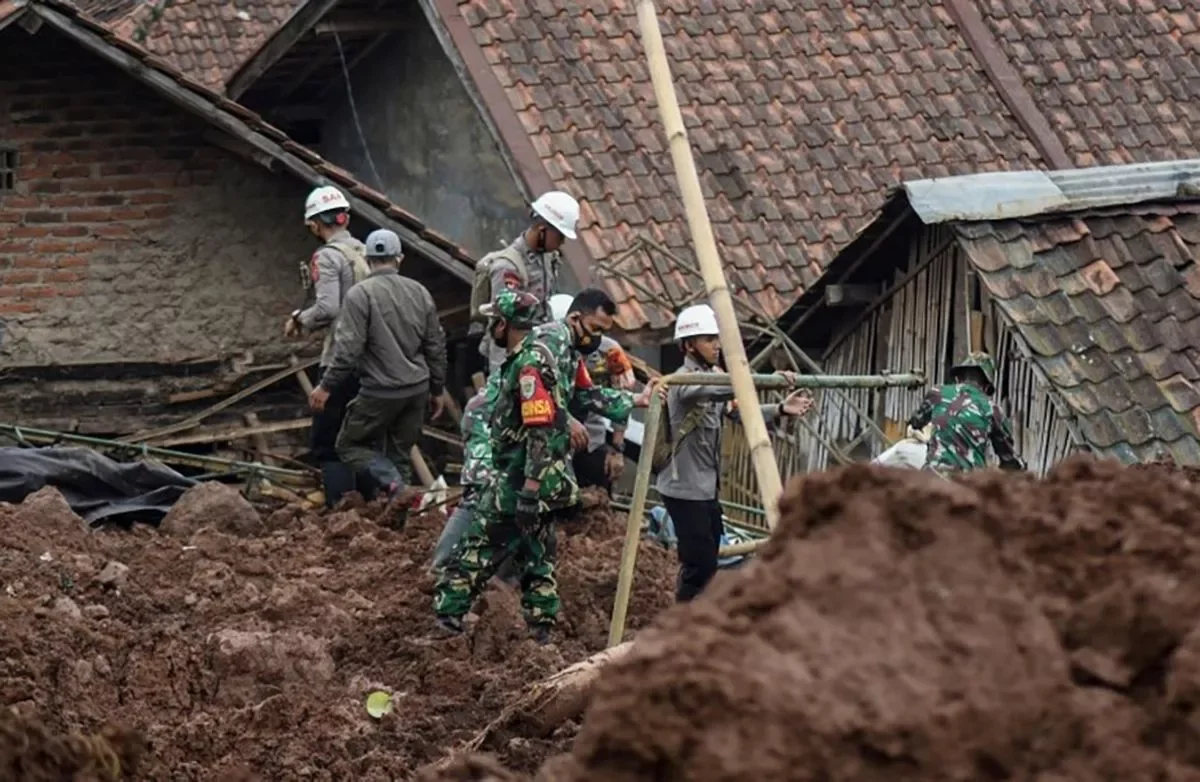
[538,458,1200,781]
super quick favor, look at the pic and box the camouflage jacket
[488,321,636,515]
[908,383,1024,473]
[459,373,501,488]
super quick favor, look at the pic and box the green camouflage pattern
[431,494,558,624]
[459,373,501,487]
[951,351,997,386]
[908,383,1025,474]
[484,289,541,329]
[488,321,635,516]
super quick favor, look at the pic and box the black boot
[321,462,356,509]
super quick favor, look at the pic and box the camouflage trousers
[432,504,559,626]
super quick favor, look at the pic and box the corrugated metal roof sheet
[906,159,1200,224]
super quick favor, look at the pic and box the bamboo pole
[607,389,664,648]
[635,0,786,528]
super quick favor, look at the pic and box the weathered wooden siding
[992,308,1079,475]
[794,224,1083,475]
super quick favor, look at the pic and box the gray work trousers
[336,391,428,490]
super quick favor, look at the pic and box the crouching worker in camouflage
[429,375,499,571]
[908,351,1025,476]
[433,289,661,643]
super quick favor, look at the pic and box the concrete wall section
[320,19,529,259]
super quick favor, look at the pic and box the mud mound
[0,710,146,781]
[548,457,1200,781]
[0,482,676,779]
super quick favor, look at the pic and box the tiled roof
[17,0,476,280]
[979,0,1200,169]
[956,203,1200,464]
[451,0,1045,332]
[73,0,302,89]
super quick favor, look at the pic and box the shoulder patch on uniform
[574,359,595,390]
[309,252,321,282]
[519,366,554,427]
[501,270,522,290]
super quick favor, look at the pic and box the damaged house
[784,159,1200,474]
[0,0,476,439]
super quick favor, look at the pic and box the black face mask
[571,319,603,355]
[490,320,508,348]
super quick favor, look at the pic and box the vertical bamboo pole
[635,0,784,528]
[607,390,664,648]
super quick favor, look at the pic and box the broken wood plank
[410,446,436,486]
[290,355,316,396]
[422,426,463,448]
[151,418,310,448]
[243,412,274,466]
[119,357,320,444]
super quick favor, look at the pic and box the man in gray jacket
[309,229,447,527]
[656,303,813,602]
[285,185,370,507]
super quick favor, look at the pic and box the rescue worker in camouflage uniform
[907,352,1025,475]
[433,288,661,643]
[429,375,500,571]
[549,294,638,494]
[470,191,581,375]
[285,185,370,507]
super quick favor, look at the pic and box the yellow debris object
[365,691,393,719]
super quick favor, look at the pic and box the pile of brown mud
[0,482,676,780]
[522,457,1200,781]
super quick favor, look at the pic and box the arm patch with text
[519,367,555,427]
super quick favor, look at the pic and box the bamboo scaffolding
[606,370,924,648]
[635,0,791,529]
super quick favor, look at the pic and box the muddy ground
[0,483,677,780]
[535,457,1200,781]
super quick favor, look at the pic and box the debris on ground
[0,484,676,779]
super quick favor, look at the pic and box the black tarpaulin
[0,446,197,525]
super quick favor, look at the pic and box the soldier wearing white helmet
[469,191,581,375]
[656,303,814,603]
[285,185,370,507]
[551,293,638,493]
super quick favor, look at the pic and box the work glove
[515,494,540,533]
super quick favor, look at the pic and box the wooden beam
[824,284,880,306]
[202,130,276,169]
[152,417,311,448]
[226,0,342,100]
[32,4,474,284]
[119,357,320,443]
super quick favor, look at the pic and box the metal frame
[606,370,925,647]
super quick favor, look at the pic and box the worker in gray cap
[310,229,448,528]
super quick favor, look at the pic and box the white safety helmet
[530,191,579,240]
[549,294,574,322]
[674,304,720,342]
[304,185,351,222]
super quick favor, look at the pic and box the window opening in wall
[0,147,16,192]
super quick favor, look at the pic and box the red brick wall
[0,26,320,366]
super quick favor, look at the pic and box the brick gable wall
[0,25,313,369]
